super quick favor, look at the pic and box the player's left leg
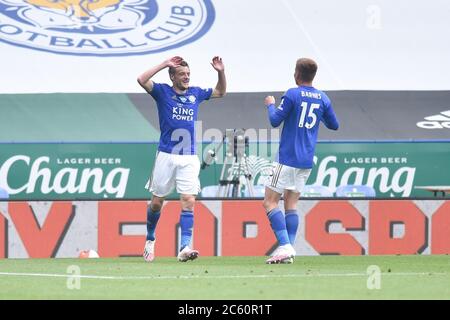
[280,168,311,258]
[283,190,300,246]
[175,155,200,262]
[177,194,199,262]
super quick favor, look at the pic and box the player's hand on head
[210,56,224,72]
[166,56,184,68]
[264,96,275,106]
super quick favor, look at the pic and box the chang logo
[0,0,215,56]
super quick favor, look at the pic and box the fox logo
[25,0,121,24]
[0,0,145,29]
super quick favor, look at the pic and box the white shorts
[145,151,201,197]
[265,162,312,194]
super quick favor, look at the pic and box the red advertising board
[0,200,448,258]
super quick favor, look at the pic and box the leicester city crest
[0,0,215,56]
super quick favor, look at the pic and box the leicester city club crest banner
[0,0,215,56]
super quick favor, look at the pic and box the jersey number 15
[299,102,320,129]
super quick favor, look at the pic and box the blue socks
[267,209,290,246]
[147,207,195,251]
[285,210,299,245]
[146,207,161,241]
[180,210,194,251]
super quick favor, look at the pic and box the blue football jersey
[267,86,339,168]
[150,83,212,155]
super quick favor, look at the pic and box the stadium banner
[0,142,449,200]
[0,199,448,258]
[2,1,450,93]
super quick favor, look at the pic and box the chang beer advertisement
[0,143,158,200]
[199,141,450,198]
[1,141,449,199]
[305,142,450,197]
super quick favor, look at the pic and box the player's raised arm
[137,56,183,94]
[265,95,292,128]
[210,56,226,98]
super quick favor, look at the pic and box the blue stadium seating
[0,187,9,199]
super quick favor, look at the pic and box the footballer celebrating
[263,58,339,264]
[138,56,226,262]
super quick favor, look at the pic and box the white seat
[200,185,220,197]
[244,184,266,197]
[335,185,376,197]
[301,185,333,197]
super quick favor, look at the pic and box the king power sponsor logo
[0,0,215,56]
[416,110,450,129]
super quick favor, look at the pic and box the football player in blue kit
[263,58,339,264]
[138,56,226,262]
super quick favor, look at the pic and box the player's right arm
[264,94,293,127]
[137,56,183,93]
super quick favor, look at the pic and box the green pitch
[0,255,449,299]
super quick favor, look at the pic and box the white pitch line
[0,272,445,281]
